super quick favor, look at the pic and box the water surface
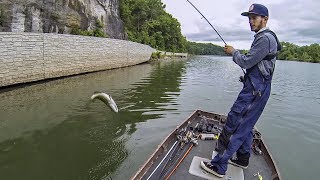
[0,56,319,180]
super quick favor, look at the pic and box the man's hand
[224,45,235,55]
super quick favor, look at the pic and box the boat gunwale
[260,135,281,179]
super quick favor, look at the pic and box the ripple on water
[89,141,128,180]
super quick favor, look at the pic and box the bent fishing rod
[186,0,246,74]
[186,0,227,45]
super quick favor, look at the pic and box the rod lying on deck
[165,144,194,180]
[146,141,178,180]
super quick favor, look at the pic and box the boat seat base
[189,153,244,180]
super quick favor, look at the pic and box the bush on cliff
[70,19,108,38]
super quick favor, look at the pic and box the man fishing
[200,4,281,178]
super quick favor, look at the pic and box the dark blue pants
[210,69,271,175]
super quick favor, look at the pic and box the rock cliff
[0,0,126,39]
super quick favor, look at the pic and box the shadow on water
[0,60,186,180]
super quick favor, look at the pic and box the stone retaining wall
[0,32,155,87]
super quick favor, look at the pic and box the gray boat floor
[170,139,273,180]
[188,156,243,180]
[141,116,274,180]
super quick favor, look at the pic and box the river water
[0,56,319,180]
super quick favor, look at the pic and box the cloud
[186,24,252,42]
[269,0,320,45]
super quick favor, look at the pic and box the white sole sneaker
[200,161,224,178]
[228,160,248,169]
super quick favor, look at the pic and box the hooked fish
[91,92,119,113]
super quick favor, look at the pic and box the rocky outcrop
[0,0,126,39]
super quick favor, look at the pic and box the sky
[161,0,320,49]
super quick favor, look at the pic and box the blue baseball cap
[241,4,269,17]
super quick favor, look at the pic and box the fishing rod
[186,0,227,45]
[186,0,247,75]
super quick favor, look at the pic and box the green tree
[278,42,320,63]
[120,0,187,52]
[187,42,225,55]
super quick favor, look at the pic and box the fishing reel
[239,76,245,82]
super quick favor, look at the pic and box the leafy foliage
[120,0,187,52]
[278,42,320,63]
[187,41,225,55]
[70,19,108,38]
[120,0,228,55]
[151,51,165,59]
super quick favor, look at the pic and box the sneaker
[200,161,224,178]
[228,158,248,169]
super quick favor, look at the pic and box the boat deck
[172,139,274,180]
[134,110,280,180]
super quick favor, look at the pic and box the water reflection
[0,60,186,180]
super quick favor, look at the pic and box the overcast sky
[161,0,320,49]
